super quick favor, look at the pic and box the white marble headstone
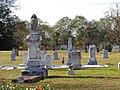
[88,45,97,65]
[23,52,28,65]
[45,54,52,69]
[40,51,46,61]
[11,49,16,61]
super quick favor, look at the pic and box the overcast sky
[15,0,120,26]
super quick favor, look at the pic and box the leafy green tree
[14,20,29,49]
[50,32,60,49]
[70,16,88,48]
[53,17,72,47]
[38,19,52,49]
[85,20,103,52]
[0,0,18,50]
[105,2,120,45]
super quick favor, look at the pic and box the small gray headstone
[53,51,59,60]
[11,52,16,61]
[45,54,52,69]
[23,52,28,65]
[60,45,67,50]
[102,49,108,58]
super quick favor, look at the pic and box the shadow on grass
[47,75,120,79]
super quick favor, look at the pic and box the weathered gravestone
[11,52,16,61]
[11,48,16,61]
[102,49,108,58]
[60,45,67,50]
[45,54,52,69]
[53,51,59,60]
[112,45,120,52]
[23,52,28,65]
[71,51,81,69]
[67,51,82,69]
[88,45,97,65]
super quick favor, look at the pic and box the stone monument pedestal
[21,14,48,79]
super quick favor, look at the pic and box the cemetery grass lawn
[0,50,120,89]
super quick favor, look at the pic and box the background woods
[0,1,120,50]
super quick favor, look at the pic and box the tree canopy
[0,1,120,51]
[0,0,19,50]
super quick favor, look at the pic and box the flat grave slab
[52,65,69,69]
[82,64,108,68]
[52,64,108,69]
[1,66,14,70]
